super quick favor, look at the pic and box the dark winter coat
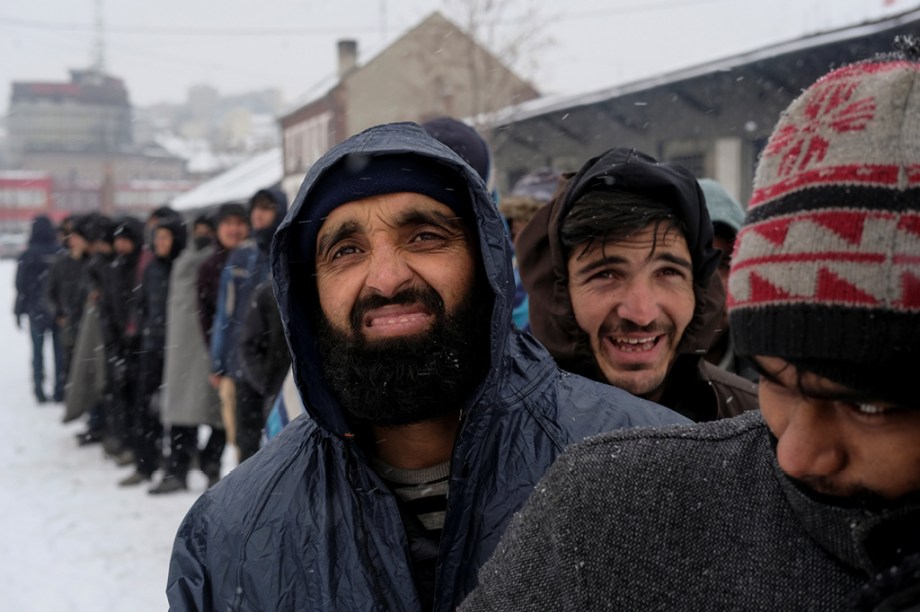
[97,249,142,352]
[517,148,758,420]
[196,247,231,346]
[238,279,289,401]
[166,123,686,612]
[461,411,920,611]
[137,218,187,395]
[62,249,114,423]
[46,253,90,327]
[14,215,59,330]
[210,188,288,379]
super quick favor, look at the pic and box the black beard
[314,284,490,428]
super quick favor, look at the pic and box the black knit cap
[297,152,470,266]
[728,53,920,407]
[215,202,249,225]
[421,117,491,183]
[193,213,215,230]
[112,216,144,245]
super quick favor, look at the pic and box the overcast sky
[0,0,915,115]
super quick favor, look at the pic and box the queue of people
[14,47,919,611]
[165,50,920,612]
[13,194,292,496]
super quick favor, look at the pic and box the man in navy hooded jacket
[167,122,684,612]
[210,187,287,462]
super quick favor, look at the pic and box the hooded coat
[209,188,288,380]
[63,239,114,424]
[162,232,222,428]
[14,215,59,330]
[238,279,289,402]
[97,217,145,353]
[138,216,187,398]
[517,148,758,421]
[166,123,686,612]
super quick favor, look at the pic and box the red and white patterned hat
[728,48,920,406]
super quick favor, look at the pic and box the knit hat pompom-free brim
[728,50,920,407]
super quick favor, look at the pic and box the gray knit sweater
[461,411,920,611]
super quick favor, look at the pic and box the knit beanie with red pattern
[728,47,920,407]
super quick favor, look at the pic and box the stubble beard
[599,318,676,398]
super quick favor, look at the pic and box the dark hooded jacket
[136,216,187,399]
[166,123,686,612]
[46,244,90,328]
[197,248,231,346]
[517,148,758,421]
[14,215,60,329]
[238,279,289,402]
[209,188,287,379]
[97,217,145,352]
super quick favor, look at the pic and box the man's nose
[615,278,661,327]
[775,402,846,482]
[365,246,413,297]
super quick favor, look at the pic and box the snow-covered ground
[0,260,227,611]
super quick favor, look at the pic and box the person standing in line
[153,215,226,494]
[196,203,249,452]
[120,214,187,486]
[210,188,287,463]
[238,276,291,423]
[99,217,146,469]
[698,178,759,382]
[461,48,920,612]
[14,215,62,404]
[166,122,684,611]
[46,215,92,402]
[68,214,115,441]
[516,146,758,421]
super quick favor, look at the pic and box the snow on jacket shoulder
[166,122,686,612]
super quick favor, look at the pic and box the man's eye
[412,231,444,242]
[588,269,613,280]
[660,267,685,277]
[332,245,359,259]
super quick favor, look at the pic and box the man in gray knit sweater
[462,49,920,611]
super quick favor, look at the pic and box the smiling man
[518,147,758,421]
[461,51,920,611]
[166,122,683,612]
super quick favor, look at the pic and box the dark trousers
[167,425,226,480]
[57,320,79,398]
[29,320,62,400]
[104,340,138,450]
[132,348,164,477]
[234,377,265,463]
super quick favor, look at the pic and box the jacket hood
[112,216,145,246]
[29,215,57,246]
[155,215,188,263]
[271,122,512,436]
[518,147,725,383]
[251,187,288,253]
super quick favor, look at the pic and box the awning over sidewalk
[172,147,282,211]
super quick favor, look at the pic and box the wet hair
[560,190,688,261]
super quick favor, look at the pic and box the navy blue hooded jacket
[210,187,288,379]
[167,123,686,611]
[15,215,59,329]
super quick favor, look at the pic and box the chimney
[337,40,358,78]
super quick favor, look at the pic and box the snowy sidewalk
[0,261,217,611]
